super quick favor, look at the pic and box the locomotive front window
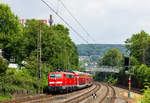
[66,74,69,78]
[55,74,62,78]
[69,75,74,78]
[50,74,55,78]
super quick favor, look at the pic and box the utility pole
[37,21,42,93]
[142,48,146,64]
[67,48,69,70]
[49,14,53,26]
[65,48,67,71]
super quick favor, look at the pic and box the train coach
[48,71,93,92]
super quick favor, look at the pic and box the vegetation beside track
[0,3,80,101]
[95,30,150,102]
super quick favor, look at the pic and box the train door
[77,77,79,86]
[64,74,66,86]
[66,74,69,86]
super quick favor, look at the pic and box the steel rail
[62,83,101,103]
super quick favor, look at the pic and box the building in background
[0,49,2,57]
[8,63,19,71]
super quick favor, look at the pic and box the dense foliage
[93,72,118,83]
[125,30,150,66]
[142,87,150,103]
[124,31,150,102]
[124,31,150,87]
[130,65,150,88]
[0,58,8,75]
[0,4,22,63]
[0,3,79,101]
[98,48,123,67]
[22,19,79,71]
[95,30,150,102]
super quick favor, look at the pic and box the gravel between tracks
[78,83,127,103]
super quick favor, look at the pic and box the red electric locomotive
[48,71,93,92]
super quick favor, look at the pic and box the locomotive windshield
[50,74,62,78]
[55,74,62,78]
[50,74,55,78]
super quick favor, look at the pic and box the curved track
[2,83,129,103]
[99,83,116,103]
[2,84,98,103]
[109,85,116,103]
[2,94,54,103]
[61,83,101,103]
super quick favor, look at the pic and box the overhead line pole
[39,23,42,80]
[37,21,42,93]
[39,22,42,93]
[67,48,69,70]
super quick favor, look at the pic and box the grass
[0,94,12,102]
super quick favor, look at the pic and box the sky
[1,0,150,44]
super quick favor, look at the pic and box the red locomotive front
[48,72,76,92]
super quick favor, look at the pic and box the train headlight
[49,82,55,84]
[56,81,62,84]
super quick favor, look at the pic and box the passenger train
[48,71,93,92]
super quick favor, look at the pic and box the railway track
[2,83,129,103]
[61,83,101,103]
[99,83,116,103]
[2,84,96,103]
[2,94,55,103]
[109,85,116,103]
[61,82,117,103]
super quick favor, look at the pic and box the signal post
[124,57,131,98]
[128,75,131,98]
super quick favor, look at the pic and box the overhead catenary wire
[58,0,96,43]
[40,0,89,44]
[45,0,55,10]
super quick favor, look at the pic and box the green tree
[130,56,139,66]
[145,37,150,66]
[125,30,150,65]
[0,3,79,101]
[98,48,123,67]
[0,3,23,63]
[142,87,150,103]
[0,57,8,75]
[130,64,150,88]
[22,20,78,71]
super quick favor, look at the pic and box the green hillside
[77,44,126,56]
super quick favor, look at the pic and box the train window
[69,75,74,78]
[69,75,72,78]
[55,74,62,78]
[66,74,69,78]
[50,74,55,78]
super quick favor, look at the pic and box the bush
[0,94,12,102]
[130,64,150,88]
[0,57,8,75]
[142,87,150,103]
[107,75,118,84]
